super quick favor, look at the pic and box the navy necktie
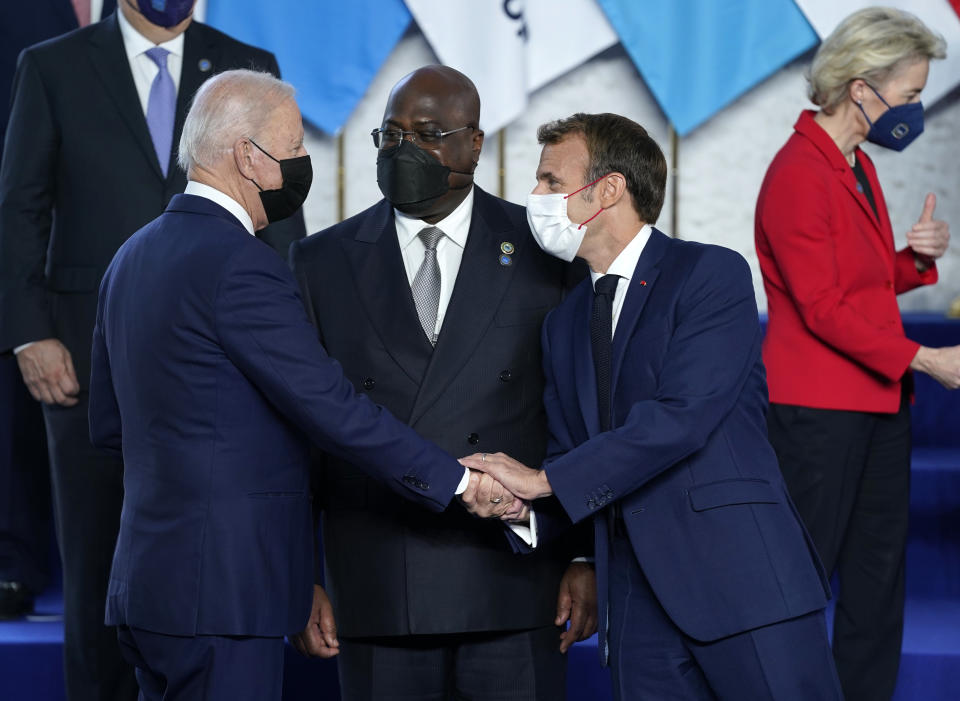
[591,274,620,432]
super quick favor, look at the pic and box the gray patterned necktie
[411,226,444,345]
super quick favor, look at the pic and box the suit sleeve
[88,277,122,454]
[546,249,763,526]
[0,50,58,351]
[894,246,937,294]
[757,163,919,381]
[215,241,462,513]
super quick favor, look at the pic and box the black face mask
[376,140,472,207]
[250,139,313,224]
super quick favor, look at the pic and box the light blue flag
[596,0,819,135]
[205,0,411,134]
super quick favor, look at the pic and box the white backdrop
[292,28,959,312]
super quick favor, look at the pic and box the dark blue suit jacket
[538,229,829,651]
[89,194,463,637]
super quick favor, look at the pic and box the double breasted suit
[0,14,303,700]
[290,188,580,640]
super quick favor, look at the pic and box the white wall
[296,27,960,312]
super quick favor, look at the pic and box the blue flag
[596,0,819,135]
[205,0,411,134]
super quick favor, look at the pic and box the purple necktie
[145,47,175,177]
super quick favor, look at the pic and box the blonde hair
[808,7,946,113]
[178,69,295,174]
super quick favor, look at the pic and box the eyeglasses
[370,125,474,149]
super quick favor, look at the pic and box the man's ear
[234,138,256,180]
[599,172,628,208]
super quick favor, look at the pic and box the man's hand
[911,345,960,390]
[16,338,80,406]
[908,193,949,271]
[460,452,553,502]
[290,584,339,658]
[459,469,529,521]
[556,562,597,653]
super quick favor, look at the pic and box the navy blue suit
[536,230,840,699]
[89,194,463,695]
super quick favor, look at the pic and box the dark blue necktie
[591,274,620,432]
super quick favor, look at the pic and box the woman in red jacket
[755,7,956,701]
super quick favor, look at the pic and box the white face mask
[525,174,608,262]
[525,193,585,262]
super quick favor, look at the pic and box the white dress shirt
[589,224,653,336]
[117,7,185,115]
[14,10,184,356]
[393,187,473,339]
[184,181,254,235]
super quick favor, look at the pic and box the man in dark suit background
[466,113,843,699]
[290,66,595,701]
[0,2,304,698]
[90,68,476,700]
[0,0,116,623]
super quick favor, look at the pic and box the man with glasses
[289,65,593,701]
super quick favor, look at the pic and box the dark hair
[537,113,666,223]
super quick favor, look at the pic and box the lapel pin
[198,58,212,72]
[499,254,513,266]
[856,183,863,193]
[640,280,647,286]
[500,241,515,255]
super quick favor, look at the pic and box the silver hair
[178,69,296,174]
[808,7,946,114]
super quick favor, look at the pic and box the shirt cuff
[571,556,595,563]
[507,508,538,548]
[454,468,470,495]
[13,342,36,354]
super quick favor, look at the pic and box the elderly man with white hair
[88,69,490,700]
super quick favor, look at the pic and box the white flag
[405,0,619,133]
[794,1,960,107]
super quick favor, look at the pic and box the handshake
[456,452,555,522]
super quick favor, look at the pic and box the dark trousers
[43,395,137,701]
[0,356,51,593]
[117,626,285,701]
[768,397,911,701]
[607,532,842,701]
[338,626,566,701]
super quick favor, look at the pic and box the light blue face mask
[857,84,924,152]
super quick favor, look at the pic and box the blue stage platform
[1,315,958,700]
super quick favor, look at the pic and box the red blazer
[755,110,937,413]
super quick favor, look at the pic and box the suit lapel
[571,285,601,437]
[173,24,218,182]
[87,14,164,179]
[610,229,668,392]
[342,201,433,389]
[407,189,519,426]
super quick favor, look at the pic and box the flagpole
[497,130,506,200]
[669,123,679,238]
[337,131,346,223]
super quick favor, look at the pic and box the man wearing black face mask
[290,65,593,701]
[0,2,305,699]
[90,67,471,701]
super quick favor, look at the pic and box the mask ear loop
[565,173,610,230]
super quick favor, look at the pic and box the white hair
[808,7,946,113]
[178,69,296,173]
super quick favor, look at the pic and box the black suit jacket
[290,187,586,637]
[0,12,305,385]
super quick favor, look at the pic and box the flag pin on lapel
[499,241,514,266]
[198,59,212,72]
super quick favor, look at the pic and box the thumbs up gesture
[907,193,950,267]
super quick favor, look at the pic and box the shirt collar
[184,181,255,236]
[393,186,474,251]
[590,224,653,289]
[117,6,185,63]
